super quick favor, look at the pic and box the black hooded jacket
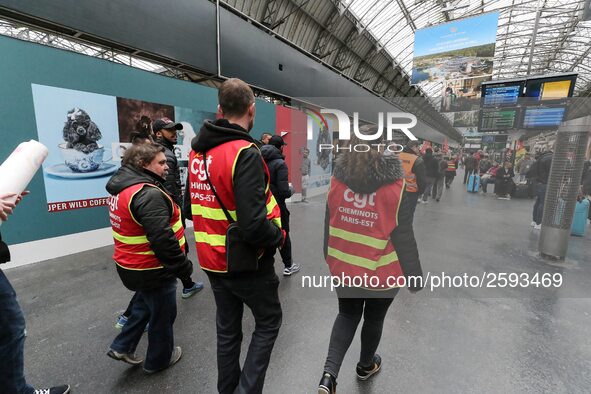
[157,137,182,207]
[183,119,284,276]
[324,153,423,290]
[260,145,293,204]
[106,165,193,291]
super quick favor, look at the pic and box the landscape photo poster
[411,12,499,85]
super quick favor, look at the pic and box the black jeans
[463,168,474,184]
[324,291,399,379]
[0,269,35,394]
[111,279,177,371]
[279,205,292,268]
[207,271,282,394]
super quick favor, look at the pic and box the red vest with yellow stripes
[188,140,282,273]
[109,183,186,270]
[326,177,404,290]
[399,152,418,192]
[447,160,457,171]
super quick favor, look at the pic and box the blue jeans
[110,279,177,371]
[533,183,547,225]
[0,269,35,394]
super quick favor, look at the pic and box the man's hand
[0,193,17,221]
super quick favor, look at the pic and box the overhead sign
[411,12,499,84]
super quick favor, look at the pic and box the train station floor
[5,172,591,394]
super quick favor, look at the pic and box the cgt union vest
[109,183,185,271]
[399,152,418,192]
[188,140,282,273]
[326,177,405,290]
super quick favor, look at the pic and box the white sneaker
[531,221,536,227]
[534,224,541,230]
[283,264,301,276]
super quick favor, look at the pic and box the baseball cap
[269,135,287,148]
[152,117,183,132]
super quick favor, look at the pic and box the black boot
[318,372,337,394]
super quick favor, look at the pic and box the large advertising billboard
[411,12,499,85]
[31,84,215,212]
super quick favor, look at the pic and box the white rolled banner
[0,140,48,222]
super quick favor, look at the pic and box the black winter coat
[324,153,423,291]
[106,165,193,291]
[184,119,284,277]
[158,138,182,207]
[260,145,293,204]
[423,151,440,178]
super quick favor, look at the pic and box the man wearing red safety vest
[185,78,284,394]
[106,142,193,374]
[399,140,426,217]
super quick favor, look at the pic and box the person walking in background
[399,140,426,215]
[317,133,423,394]
[153,117,203,299]
[1,193,71,394]
[444,154,458,189]
[432,153,447,201]
[531,149,553,230]
[301,148,311,203]
[106,142,193,374]
[257,132,272,148]
[463,153,476,184]
[261,135,301,277]
[421,148,437,204]
[187,78,284,394]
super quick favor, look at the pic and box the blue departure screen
[523,107,566,128]
[483,85,521,106]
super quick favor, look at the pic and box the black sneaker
[318,372,336,394]
[34,385,70,394]
[356,354,382,381]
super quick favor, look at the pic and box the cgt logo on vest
[190,154,212,182]
[344,189,376,209]
[307,109,418,154]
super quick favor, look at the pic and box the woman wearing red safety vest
[318,134,423,394]
[106,143,193,374]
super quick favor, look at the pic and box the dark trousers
[422,176,435,202]
[533,183,548,225]
[407,192,418,220]
[445,172,455,187]
[111,279,177,371]
[207,271,282,394]
[0,269,34,394]
[279,206,292,268]
[323,293,398,378]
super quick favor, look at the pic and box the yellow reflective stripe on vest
[172,218,184,233]
[192,204,237,221]
[329,226,388,249]
[194,231,226,247]
[327,247,398,271]
[112,230,148,245]
[266,196,282,227]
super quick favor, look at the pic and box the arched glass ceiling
[345,0,591,96]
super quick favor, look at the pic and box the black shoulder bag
[203,152,259,273]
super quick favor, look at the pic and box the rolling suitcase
[571,198,590,237]
[467,174,480,193]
